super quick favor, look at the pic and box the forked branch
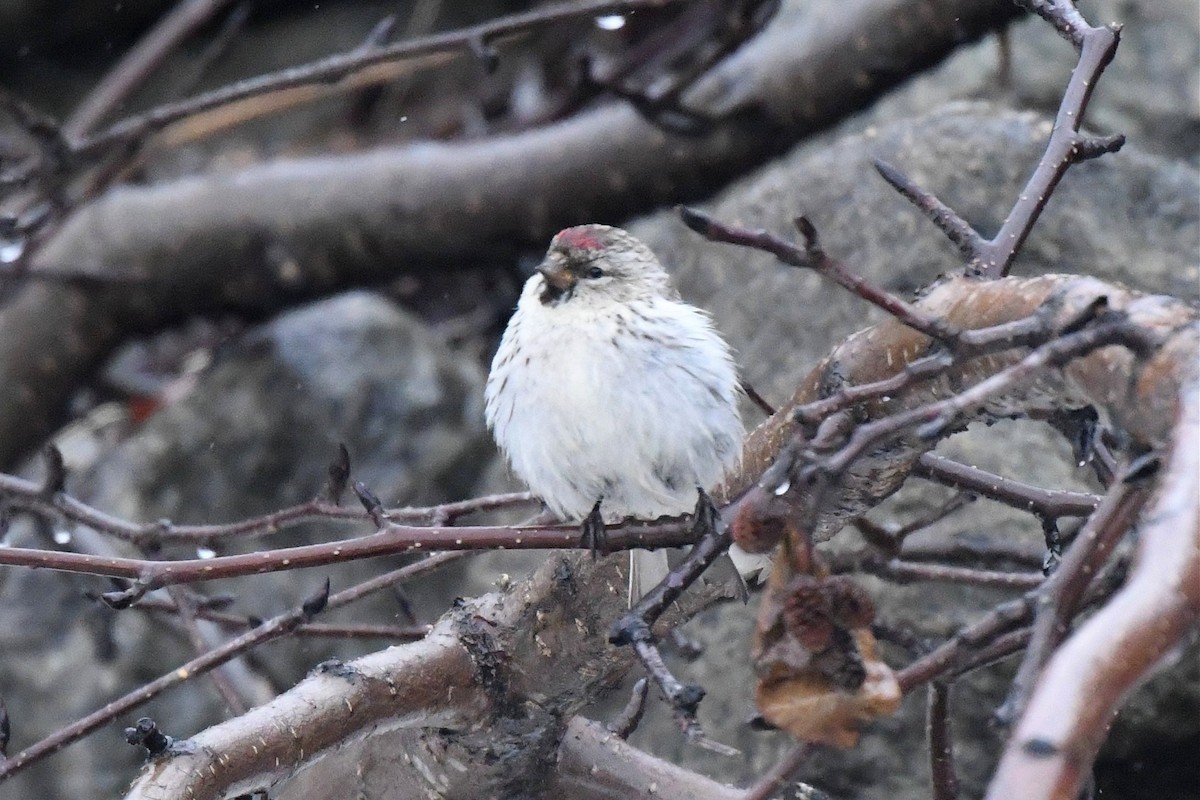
[874,0,1125,278]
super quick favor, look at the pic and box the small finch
[485,224,768,600]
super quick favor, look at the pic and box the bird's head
[536,225,673,306]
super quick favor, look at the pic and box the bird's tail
[628,545,772,607]
[628,548,670,607]
[727,543,773,584]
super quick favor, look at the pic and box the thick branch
[550,716,742,800]
[985,368,1200,800]
[124,613,485,799]
[122,552,726,798]
[0,0,1021,469]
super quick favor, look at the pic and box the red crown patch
[555,227,604,251]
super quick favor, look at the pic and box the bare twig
[0,514,699,598]
[794,350,955,426]
[997,476,1150,724]
[679,207,961,342]
[135,598,430,640]
[914,453,1100,519]
[853,490,976,555]
[608,491,741,751]
[72,0,699,158]
[927,683,959,800]
[742,743,816,800]
[162,585,249,715]
[64,0,239,141]
[0,470,535,545]
[894,549,1130,695]
[861,559,1043,590]
[874,0,1124,278]
[873,158,984,263]
[606,678,650,739]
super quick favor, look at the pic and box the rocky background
[0,1,1196,798]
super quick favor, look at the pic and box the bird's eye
[585,266,604,279]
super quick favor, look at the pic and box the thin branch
[946,627,1031,680]
[72,0,697,158]
[0,553,459,782]
[64,0,239,141]
[896,612,1023,694]
[679,207,961,342]
[134,599,430,640]
[894,551,1129,695]
[873,158,984,263]
[853,491,976,555]
[897,540,1043,571]
[914,453,1100,520]
[609,491,741,751]
[742,743,816,800]
[793,350,955,426]
[861,559,1043,590]
[162,585,249,715]
[998,476,1150,724]
[606,678,649,739]
[0,470,535,545]
[1018,0,1093,49]
[0,515,699,597]
[927,683,959,800]
[873,0,1124,278]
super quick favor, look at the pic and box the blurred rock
[0,291,491,798]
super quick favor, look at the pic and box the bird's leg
[610,489,727,642]
[579,498,608,558]
[608,489,738,753]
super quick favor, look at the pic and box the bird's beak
[537,262,576,292]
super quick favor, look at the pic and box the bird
[484,223,769,601]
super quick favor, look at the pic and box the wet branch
[873,0,1124,278]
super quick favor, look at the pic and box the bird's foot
[691,487,719,539]
[579,498,608,558]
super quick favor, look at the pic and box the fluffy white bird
[485,224,767,600]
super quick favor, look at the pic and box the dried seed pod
[811,627,868,691]
[823,575,876,629]
[782,574,835,651]
[729,487,788,554]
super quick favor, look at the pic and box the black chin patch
[540,283,572,305]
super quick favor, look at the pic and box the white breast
[485,276,743,522]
